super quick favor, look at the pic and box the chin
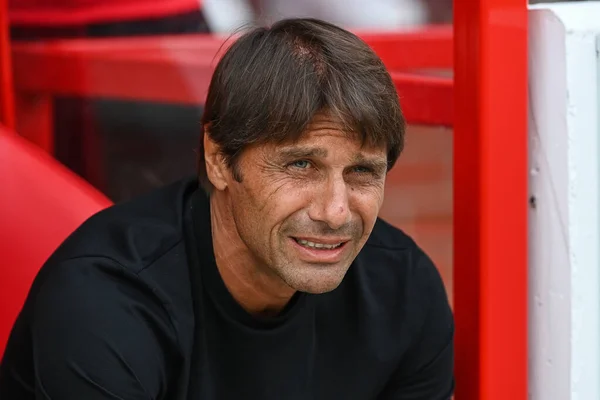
[281,263,350,294]
[296,280,344,294]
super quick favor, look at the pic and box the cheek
[232,179,309,236]
[352,186,385,226]
[262,186,312,233]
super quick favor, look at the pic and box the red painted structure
[0,0,15,130]
[0,0,528,397]
[8,27,454,153]
[0,125,111,355]
[453,0,528,399]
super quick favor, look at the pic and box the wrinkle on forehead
[295,115,358,145]
[299,119,386,157]
[305,114,345,131]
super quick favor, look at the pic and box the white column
[528,3,600,399]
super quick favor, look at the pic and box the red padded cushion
[0,126,112,355]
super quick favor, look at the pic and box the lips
[289,237,351,264]
[294,238,344,249]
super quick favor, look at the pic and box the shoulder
[5,179,201,398]
[21,177,200,361]
[25,254,180,354]
[358,220,454,397]
[358,217,443,291]
[364,217,419,251]
[349,217,451,332]
[31,256,169,328]
[18,256,181,399]
[48,176,198,274]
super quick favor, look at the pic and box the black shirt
[0,177,454,399]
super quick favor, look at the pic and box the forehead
[301,114,354,139]
[280,115,386,156]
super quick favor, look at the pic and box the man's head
[199,18,405,295]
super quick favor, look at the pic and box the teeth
[296,239,343,249]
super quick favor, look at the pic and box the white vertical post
[528,3,600,399]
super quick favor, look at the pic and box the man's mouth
[292,238,346,250]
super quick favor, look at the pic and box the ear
[203,126,229,191]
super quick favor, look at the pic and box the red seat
[0,125,112,355]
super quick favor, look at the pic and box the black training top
[0,177,454,399]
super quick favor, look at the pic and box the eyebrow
[352,154,388,173]
[277,146,328,160]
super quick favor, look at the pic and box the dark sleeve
[379,250,455,400]
[31,257,179,400]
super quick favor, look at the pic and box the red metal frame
[391,73,453,126]
[356,25,453,70]
[0,1,530,397]
[453,0,528,399]
[10,34,454,153]
[10,52,453,121]
[12,26,452,69]
[0,0,15,129]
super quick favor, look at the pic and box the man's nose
[308,176,352,230]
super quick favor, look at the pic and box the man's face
[221,117,387,294]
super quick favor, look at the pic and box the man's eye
[290,160,311,169]
[353,165,373,174]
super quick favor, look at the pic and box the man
[0,18,454,399]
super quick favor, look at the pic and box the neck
[209,193,296,316]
